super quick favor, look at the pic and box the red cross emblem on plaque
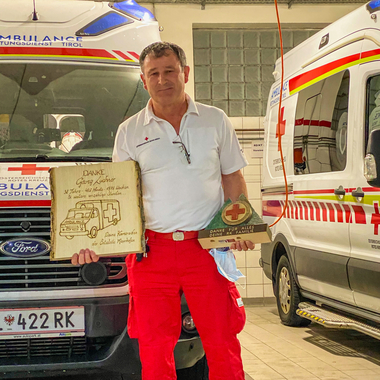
[371,202,380,235]
[226,204,245,221]
[222,200,253,226]
[8,164,50,175]
[276,107,286,151]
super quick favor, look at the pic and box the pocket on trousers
[127,294,139,339]
[228,283,246,335]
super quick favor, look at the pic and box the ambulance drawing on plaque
[59,200,121,239]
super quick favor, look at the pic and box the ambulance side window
[366,75,380,147]
[293,70,349,175]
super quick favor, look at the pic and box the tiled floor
[241,303,380,380]
[30,302,380,379]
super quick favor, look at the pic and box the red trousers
[125,231,246,380]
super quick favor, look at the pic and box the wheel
[177,356,208,380]
[88,226,98,239]
[275,255,311,327]
[65,235,74,240]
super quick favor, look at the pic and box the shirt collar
[143,93,199,126]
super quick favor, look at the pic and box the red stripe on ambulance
[295,118,332,128]
[342,204,352,223]
[352,205,366,224]
[326,203,335,222]
[127,51,140,60]
[0,200,51,207]
[113,50,138,62]
[264,200,366,225]
[307,201,314,220]
[302,201,309,220]
[289,53,360,93]
[0,46,116,59]
[334,203,344,223]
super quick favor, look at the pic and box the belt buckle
[172,231,185,241]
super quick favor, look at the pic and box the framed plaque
[50,161,145,260]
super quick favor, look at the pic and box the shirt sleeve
[112,123,133,162]
[218,112,248,175]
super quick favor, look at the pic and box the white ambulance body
[262,0,380,336]
[0,1,206,378]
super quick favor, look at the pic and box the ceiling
[136,0,367,3]
[127,0,370,10]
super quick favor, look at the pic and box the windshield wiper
[36,155,112,162]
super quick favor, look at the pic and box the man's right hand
[71,248,100,266]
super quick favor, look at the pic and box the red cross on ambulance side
[276,107,286,151]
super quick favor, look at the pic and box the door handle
[334,185,346,197]
[352,187,365,199]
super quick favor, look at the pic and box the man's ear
[140,73,147,90]
[184,66,190,84]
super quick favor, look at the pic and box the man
[72,42,254,380]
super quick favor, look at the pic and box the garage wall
[141,2,360,300]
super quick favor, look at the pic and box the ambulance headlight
[364,154,377,181]
[111,1,156,22]
[76,12,132,37]
[182,313,196,333]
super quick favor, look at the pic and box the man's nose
[157,73,167,85]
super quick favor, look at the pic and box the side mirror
[365,129,380,187]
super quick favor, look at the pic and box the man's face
[140,51,190,107]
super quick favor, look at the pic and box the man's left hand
[230,240,255,251]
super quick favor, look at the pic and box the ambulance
[261,0,380,338]
[0,0,207,378]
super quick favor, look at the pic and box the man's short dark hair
[139,42,187,73]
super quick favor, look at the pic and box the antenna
[32,0,39,21]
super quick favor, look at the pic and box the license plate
[0,306,85,340]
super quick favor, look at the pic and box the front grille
[0,208,50,238]
[0,336,113,361]
[0,208,127,290]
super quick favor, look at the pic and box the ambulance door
[290,65,354,305]
[348,59,380,313]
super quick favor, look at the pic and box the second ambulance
[262,0,380,338]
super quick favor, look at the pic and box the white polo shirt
[113,95,247,233]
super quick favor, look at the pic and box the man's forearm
[221,170,248,202]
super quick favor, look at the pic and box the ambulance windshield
[0,63,150,161]
[67,209,92,219]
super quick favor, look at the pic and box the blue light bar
[367,1,380,13]
[76,11,133,37]
[112,0,156,22]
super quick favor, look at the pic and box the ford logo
[0,238,50,258]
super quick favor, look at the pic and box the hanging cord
[269,0,289,228]
[32,0,39,21]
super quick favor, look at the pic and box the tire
[275,255,311,327]
[177,356,209,380]
[88,226,98,239]
[65,235,74,240]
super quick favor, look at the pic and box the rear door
[348,55,380,313]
